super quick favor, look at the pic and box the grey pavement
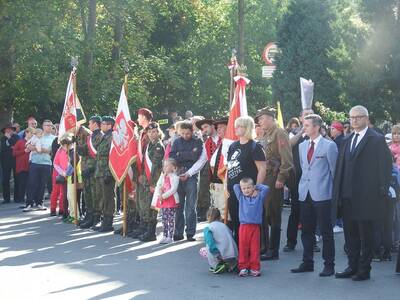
[0,200,399,300]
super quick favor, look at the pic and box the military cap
[255,106,276,122]
[137,108,153,121]
[89,115,102,123]
[102,116,115,125]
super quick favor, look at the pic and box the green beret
[89,115,102,123]
[102,116,115,124]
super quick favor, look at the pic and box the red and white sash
[87,135,97,158]
[144,144,152,184]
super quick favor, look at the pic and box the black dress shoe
[313,245,321,252]
[260,250,279,261]
[283,244,295,252]
[186,235,196,242]
[335,267,357,278]
[319,266,335,277]
[352,272,370,281]
[291,263,314,273]
[173,234,184,241]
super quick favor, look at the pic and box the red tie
[307,141,315,163]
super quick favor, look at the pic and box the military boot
[128,222,147,239]
[99,215,114,232]
[261,226,281,261]
[139,223,157,242]
[80,213,94,229]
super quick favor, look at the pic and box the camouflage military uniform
[137,138,164,241]
[259,123,293,258]
[77,127,103,228]
[93,128,115,230]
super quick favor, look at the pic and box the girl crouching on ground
[203,208,238,274]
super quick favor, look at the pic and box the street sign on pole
[262,65,276,78]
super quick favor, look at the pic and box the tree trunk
[111,9,123,61]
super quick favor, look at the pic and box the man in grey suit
[291,114,338,277]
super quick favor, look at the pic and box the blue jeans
[175,175,198,236]
[26,163,51,206]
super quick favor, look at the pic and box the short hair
[240,177,255,185]
[207,207,221,222]
[164,158,178,168]
[392,124,400,134]
[234,116,255,140]
[304,114,323,127]
[179,121,193,132]
[349,105,369,117]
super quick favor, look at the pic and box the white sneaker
[22,205,33,212]
[36,204,47,211]
[164,237,173,244]
[159,236,167,244]
[333,225,343,233]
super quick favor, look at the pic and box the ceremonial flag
[300,77,314,110]
[218,75,250,179]
[75,96,87,127]
[277,101,284,129]
[109,83,138,185]
[58,71,77,140]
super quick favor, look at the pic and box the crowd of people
[1,105,400,279]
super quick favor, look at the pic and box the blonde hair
[234,116,255,140]
[392,124,400,134]
[34,128,43,136]
[25,127,35,135]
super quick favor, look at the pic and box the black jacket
[332,128,392,221]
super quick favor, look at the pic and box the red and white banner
[58,71,77,140]
[218,75,249,179]
[109,84,138,185]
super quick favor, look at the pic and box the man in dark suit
[333,105,392,281]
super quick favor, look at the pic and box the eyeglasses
[349,115,366,120]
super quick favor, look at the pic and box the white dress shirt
[351,126,368,149]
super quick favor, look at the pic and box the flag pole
[122,61,129,237]
[71,57,79,226]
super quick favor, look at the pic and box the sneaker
[239,269,249,277]
[50,211,57,216]
[164,237,173,244]
[209,267,215,273]
[159,236,167,244]
[249,270,261,277]
[36,204,47,211]
[213,263,227,274]
[333,225,343,233]
[22,205,33,212]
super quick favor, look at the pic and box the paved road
[0,201,398,300]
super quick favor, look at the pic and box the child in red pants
[233,178,269,277]
[50,134,72,216]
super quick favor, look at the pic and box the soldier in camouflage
[256,107,294,261]
[77,116,103,229]
[137,122,164,242]
[92,116,116,232]
[129,108,153,239]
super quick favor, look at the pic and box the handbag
[55,175,66,184]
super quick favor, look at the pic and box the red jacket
[12,139,30,173]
